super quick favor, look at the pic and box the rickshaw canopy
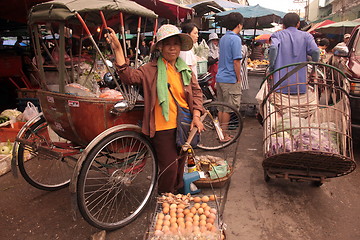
[28,0,158,24]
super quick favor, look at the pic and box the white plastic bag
[23,102,39,121]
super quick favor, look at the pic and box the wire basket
[258,62,356,180]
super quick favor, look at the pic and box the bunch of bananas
[0,115,10,124]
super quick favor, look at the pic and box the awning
[306,19,335,33]
[316,20,360,34]
[186,1,225,16]
[132,0,194,21]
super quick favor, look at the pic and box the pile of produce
[247,59,269,69]
[150,193,225,240]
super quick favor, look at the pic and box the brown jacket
[115,59,204,138]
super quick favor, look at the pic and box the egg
[155,224,162,231]
[171,222,178,228]
[163,219,171,226]
[178,222,185,229]
[177,217,184,224]
[178,203,185,209]
[162,202,170,209]
[209,195,216,201]
[201,203,208,209]
[162,207,169,214]
[197,207,204,215]
[190,207,197,214]
[183,208,190,215]
[157,212,165,220]
[193,226,200,234]
[185,216,193,222]
[170,226,178,234]
[199,219,207,226]
[177,212,184,218]
[205,206,211,212]
[210,208,217,214]
[200,225,207,233]
[194,203,201,209]
[199,214,207,221]
[193,196,201,203]
[202,195,210,202]
[177,208,184,214]
[156,219,163,226]
[185,221,193,228]
[170,211,177,218]
[207,217,215,224]
[206,222,213,230]
[162,225,170,232]
[154,229,164,236]
[204,210,211,217]
[192,220,199,226]
[164,214,171,220]
[170,203,177,209]
[170,217,177,224]
[193,214,200,221]
[186,212,194,218]
[209,212,216,219]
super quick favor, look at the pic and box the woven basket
[195,166,234,188]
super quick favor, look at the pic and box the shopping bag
[23,102,39,121]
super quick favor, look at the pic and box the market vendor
[105,25,204,194]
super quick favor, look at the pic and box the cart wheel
[264,169,271,182]
[197,101,243,150]
[77,131,158,230]
[17,115,75,191]
[312,181,323,187]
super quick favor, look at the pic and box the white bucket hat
[207,32,219,43]
[154,24,193,51]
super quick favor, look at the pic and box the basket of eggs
[147,193,226,240]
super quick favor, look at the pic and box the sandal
[219,134,233,143]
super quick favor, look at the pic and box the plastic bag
[194,39,209,59]
[23,102,39,121]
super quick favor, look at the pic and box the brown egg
[177,212,184,218]
[187,212,194,218]
[163,219,171,226]
[177,207,184,214]
[206,222,213,230]
[185,216,193,222]
[177,217,185,224]
[190,207,197,214]
[193,196,201,203]
[210,208,217,214]
[192,220,199,227]
[202,195,210,202]
[178,222,185,229]
[169,217,177,224]
[170,226,178,234]
[155,224,162,231]
[162,225,170,232]
[183,208,190,215]
[178,203,186,209]
[209,212,216,219]
[157,212,165,220]
[200,226,207,233]
[171,222,178,228]
[199,219,207,226]
[193,214,200,222]
[201,203,208,209]
[209,195,216,201]
[197,207,204,215]
[156,219,164,226]
[193,226,201,234]
[205,206,211,212]
[170,203,177,209]
[170,211,177,218]
[207,217,215,224]
[163,207,169,214]
[185,221,193,229]
[199,214,207,221]
[162,202,170,209]
[204,210,211,217]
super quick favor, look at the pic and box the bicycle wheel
[17,116,76,191]
[197,101,243,150]
[77,131,157,230]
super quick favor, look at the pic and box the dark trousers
[151,129,185,194]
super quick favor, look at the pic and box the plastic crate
[0,122,25,142]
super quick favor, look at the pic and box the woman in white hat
[106,25,204,194]
[207,32,220,89]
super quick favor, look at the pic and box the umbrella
[210,4,287,29]
[254,34,271,43]
[305,19,335,33]
[316,20,360,34]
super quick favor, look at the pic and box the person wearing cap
[335,33,351,48]
[106,25,204,194]
[207,32,219,89]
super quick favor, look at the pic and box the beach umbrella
[254,34,271,43]
[316,20,360,34]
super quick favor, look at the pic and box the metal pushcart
[11,0,159,230]
[258,62,356,186]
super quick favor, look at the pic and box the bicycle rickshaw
[10,0,160,230]
[258,62,356,186]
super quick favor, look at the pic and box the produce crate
[17,88,38,99]
[0,122,25,142]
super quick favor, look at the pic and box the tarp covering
[29,0,157,24]
[305,19,335,33]
[133,0,194,21]
[186,1,225,16]
[316,20,360,34]
[208,4,287,29]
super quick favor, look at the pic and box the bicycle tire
[17,116,74,191]
[77,131,158,230]
[197,101,243,150]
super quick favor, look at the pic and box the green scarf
[157,56,192,121]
